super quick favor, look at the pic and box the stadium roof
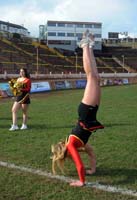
[0,20,27,30]
[47,20,102,25]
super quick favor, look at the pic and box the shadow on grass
[95,167,137,185]
[1,121,132,129]
[0,117,11,120]
[30,124,74,129]
[105,122,133,128]
[30,122,134,130]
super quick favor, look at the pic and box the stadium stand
[0,36,137,76]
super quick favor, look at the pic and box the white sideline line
[0,161,137,197]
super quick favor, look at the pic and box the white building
[39,20,102,51]
[0,20,30,37]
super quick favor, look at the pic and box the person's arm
[84,143,96,175]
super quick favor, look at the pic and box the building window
[58,32,65,37]
[94,34,102,38]
[48,22,56,27]
[76,33,83,38]
[85,24,93,28]
[57,23,65,27]
[76,24,83,28]
[67,33,74,37]
[93,24,101,28]
[95,41,101,45]
[48,40,71,45]
[67,24,73,27]
[48,32,56,36]
[2,25,7,30]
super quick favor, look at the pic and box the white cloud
[0,0,136,38]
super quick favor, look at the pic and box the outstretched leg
[81,32,101,106]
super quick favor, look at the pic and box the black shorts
[71,103,104,144]
[16,92,30,104]
[78,102,104,131]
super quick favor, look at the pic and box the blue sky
[0,0,136,38]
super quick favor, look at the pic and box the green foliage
[12,32,21,39]
[0,85,137,200]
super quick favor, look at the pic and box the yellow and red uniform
[16,77,31,104]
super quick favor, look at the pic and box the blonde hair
[51,138,86,175]
[51,140,67,175]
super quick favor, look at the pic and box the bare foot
[88,34,95,48]
[70,181,85,187]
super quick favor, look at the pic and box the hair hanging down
[51,138,86,175]
[21,68,30,78]
[51,139,67,175]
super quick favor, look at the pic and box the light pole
[36,46,39,75]
[74,52,78,73]
[132,36,135,49]
[122,55,125,72]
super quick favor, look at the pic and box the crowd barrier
[0,77,132,98]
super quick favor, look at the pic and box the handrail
[0,73,137,80]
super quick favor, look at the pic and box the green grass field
[0,84,137,200]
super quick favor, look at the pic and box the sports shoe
[78,37,89,48]
[20,124,28,130]
[88,33,95,48]
[78,30,95,48]
[9,125,19,131]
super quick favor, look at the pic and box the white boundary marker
[0,161,137,197]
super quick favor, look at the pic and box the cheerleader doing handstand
[51,30,104,187]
